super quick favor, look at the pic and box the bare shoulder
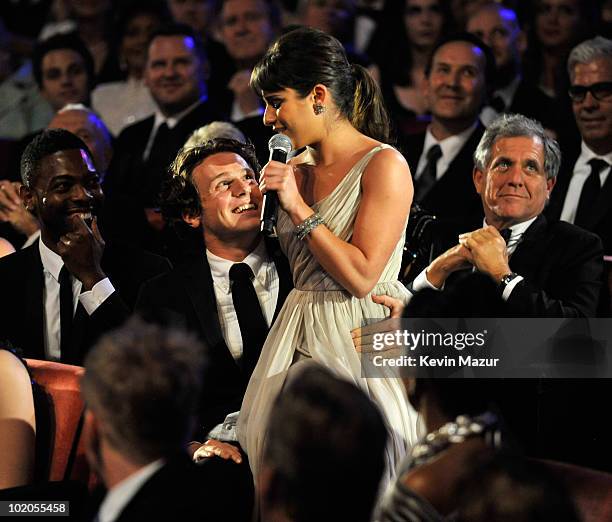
[363,145,410,178]
[0,349,27,377]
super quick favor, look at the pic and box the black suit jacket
[401,122,485,221]
[135,237,293,432]
[546,144,612,256]
[0,240,171,364]
[108,455,253,522]
[413,214,603,318]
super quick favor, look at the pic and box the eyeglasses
[568,82,612,102]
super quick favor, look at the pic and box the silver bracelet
[295,212,326,240]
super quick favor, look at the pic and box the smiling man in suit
[0,129,170,364]
[402,33,495,223]
[136,138,292,439]
[546,37,612,256]
[411,113,603,318]
[106,23,221,257]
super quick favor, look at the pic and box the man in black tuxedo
[82,318,253,522]
[106,23,221,256]
[410,113,603,318]
[466,4,556,131]
[407,114,606,469]
[0,129,170,364]
[401,33,494,222]
[136,138,292,440]
[546,37,612,257]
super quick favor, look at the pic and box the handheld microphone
[261,134,293,236]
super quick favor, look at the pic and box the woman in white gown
[237,27,420,482]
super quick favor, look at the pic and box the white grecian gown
[237,144,421,483]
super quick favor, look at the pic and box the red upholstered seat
[25,359,92,487]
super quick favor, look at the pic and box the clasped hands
[427,225,511,288]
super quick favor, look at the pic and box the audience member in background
[521,0,597,144]
[107,23,221,257]
[209,0,279,155]
[56,0,121,83]
[0,348,36,490]
[0,18,54,140]
[402,32,492,222]
[183,120,247,148]
[369,0,450,139]
[0,129,170,364]
[137,138,292,445]
[547,37,612,256]
[82,318,253,522]
[260,363,387,522]
[0,179,39,248]
[32,32,94,131]
[91,0,167,136]
[298,0,359,53]
[168,0,215,36]
[448,0,487,30]
[466,3,556,131]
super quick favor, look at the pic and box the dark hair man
[136,138,292,440]
[107,23,221,256]
[32,33,95,112]
[0,129,170,363]
[402,33,494,222]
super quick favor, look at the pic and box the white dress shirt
[411,216,538,301]
[415,122,479,182]
[479,75,521,127]
[560,141,612,224]
[96,459,164,522]
[39,239,115,360]
[206,239,279,360]
[142,97,205,161]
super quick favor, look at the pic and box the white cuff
[79,277,115,315]
[22,229,41,249]
[501,275,524,301]
[412,268,444,292]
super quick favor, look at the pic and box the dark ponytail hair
[251,27,390,142]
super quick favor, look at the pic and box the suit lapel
[508,215,548,276]
[179,256,225,352]
[22,243,45,358]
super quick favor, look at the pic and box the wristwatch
[498,272,520,293]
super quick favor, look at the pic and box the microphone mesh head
[268,134,292,154]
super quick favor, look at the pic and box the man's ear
[182,211,201,228]
[20,184,36,213]
[546,176,557,198]
[473,167,485,195]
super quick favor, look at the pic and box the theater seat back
[25,359,91,486]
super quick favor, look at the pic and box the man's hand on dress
[190,439,242,464]
[351,294,404,352]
